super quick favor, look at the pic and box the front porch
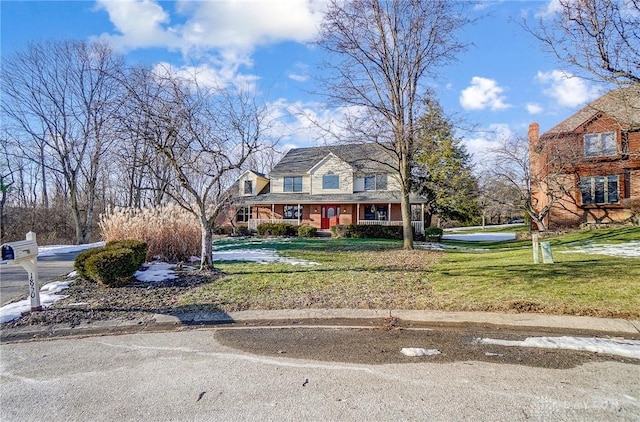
[244,202,426,234]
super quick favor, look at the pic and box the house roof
[238,191,430,205]
[270,143,396,176]
[543,86,640,135]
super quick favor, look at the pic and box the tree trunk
[199,219,214,271]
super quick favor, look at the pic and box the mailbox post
[1,232,41,311]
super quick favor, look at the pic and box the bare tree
[525,0,640,86]
[483,132,581,231]
[1,40,125,244]
[316,0,471,249]
[121,66,273,270]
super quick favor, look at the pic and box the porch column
[271,204,275,222]
[388,203,391,221]
[357,203,360,224]
[421,203,425,234]
[298,203,301,225]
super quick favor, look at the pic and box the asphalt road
[1,328,638,421]
[0,252,79,306]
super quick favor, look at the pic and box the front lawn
[179,228,640,318]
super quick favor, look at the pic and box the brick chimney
[528,122,539,143]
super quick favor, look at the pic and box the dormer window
[584,132,616,157]
[322,172,339,189]
[243,180,253,195]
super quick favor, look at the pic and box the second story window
[584,132,616,157]
[243,180,253,195]
[364,174,387,190]
[322,173,339,189]
[284,176,303,192]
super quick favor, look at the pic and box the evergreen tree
[413,99,480,226]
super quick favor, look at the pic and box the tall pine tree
[412,99,479,226]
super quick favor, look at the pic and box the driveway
[0,251,79,306]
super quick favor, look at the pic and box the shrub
[297,225,317,238]
[99,205,200,262]
[106,239,148,268]
[424,226,443,242]
[257,222,297,236]
[331,224,403,239]
[331,224,356,238]
[84,247,139,287]
[74,247,106,280]
[623,197,640,225]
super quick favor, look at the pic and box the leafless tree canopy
[1,40,125,244]
[526,0,640,85]
[317,0,472,248]
[120,66,275,269]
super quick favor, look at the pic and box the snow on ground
[213,249,320,266]
[135,262,177,282]
[478,336,640,360]
[0,281,71,323]
[442,233,516,241]
[561,241,640,258]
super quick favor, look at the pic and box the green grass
[180,228,640,318]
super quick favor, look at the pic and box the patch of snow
[0,281,71,324]
[135,262,177,282]
[561,241,640,258]
[400,347,441,357]
[67,270,78,278]
[442,233,516,242]
[478,336,640,360]
[214,248,320,266]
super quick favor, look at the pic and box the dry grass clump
[99,205,200,262]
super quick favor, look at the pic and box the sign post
[1,232,41,311]
[531,231,540,264]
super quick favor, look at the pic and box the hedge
[256,222,297,236]
[330,224,404,240]
[424,226,444,242]
[106,239,148,268]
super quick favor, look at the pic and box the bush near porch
[330,224,404,239]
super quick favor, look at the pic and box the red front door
[321,205,340,229]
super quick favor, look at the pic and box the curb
[2,309,639,343]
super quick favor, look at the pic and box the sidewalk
[2,308,639,342]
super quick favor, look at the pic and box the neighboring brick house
[223,143,430,234]
[528,87,640,228]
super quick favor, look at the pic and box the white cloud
[536,0,563,18]
[535,70,602,107]
[462,123,514,164]
[526,103,543,114]
[95,0,182,51]
[287,62,310,82]
[96,0,324,57]
[460,77,511,111]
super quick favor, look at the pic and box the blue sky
[1,0,609,161]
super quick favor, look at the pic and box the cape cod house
[230,143,430,234]
[528,87,640,228]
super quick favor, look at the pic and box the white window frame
[363,174,388,191]
[284,176,303,192]
[584,132,617,157]
[580,175,619,205]
[322,173,339,189]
